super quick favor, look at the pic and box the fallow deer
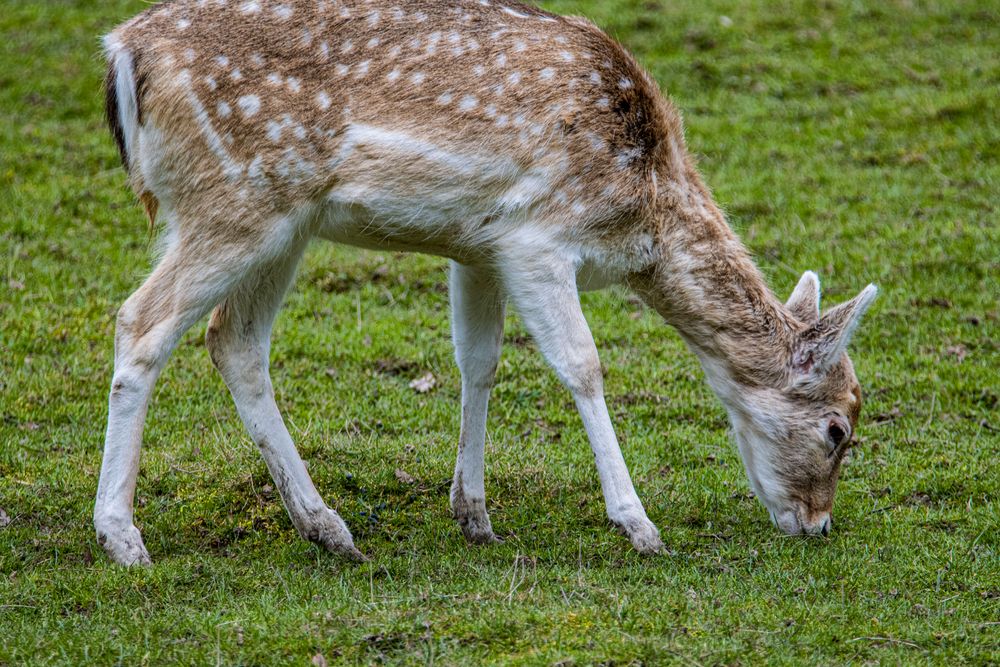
[95,0,877,565]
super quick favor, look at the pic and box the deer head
[726,272,878,535]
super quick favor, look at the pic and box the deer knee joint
[563,357,603,398]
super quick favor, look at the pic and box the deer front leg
[449,261,505,544]
[206,246,364,562]
[500,245,664,554]
[95,245,251,566]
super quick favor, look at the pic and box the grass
[1,0,998,663]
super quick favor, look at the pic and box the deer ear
[786,271,821,323]
[792,284,878,375]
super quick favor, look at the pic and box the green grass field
[1,0,998,663]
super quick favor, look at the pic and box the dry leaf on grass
[409,372,436,393]
[944,344,968,362]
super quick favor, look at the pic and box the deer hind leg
[449,261,506,544]
[95,242,252,566]
[205,240,364,562]
[499,243,664,554]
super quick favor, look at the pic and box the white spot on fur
[484,104,497,118]
[239,0,260,15]
[367,10,380,25]
[354,60,370,77]
[316,91,331,110]
[436,91,454,105]
[275,146,315,183]
[266,119,284,142]
[335,63,350,76]
[387,45,402,59]
[472,65,485,77]
[366,36,381,49]
[251,53,264,67]
[237,94,260,117]
[273,4,293,20]
[217,101,232,118]
[204,76,218,91]
[301,28,313,46]
[319,42,330,60]
[508,71,522,85]
[425,32,441,55]
[616,147,642,167]
[619,77,633,89]
[341,40,354,54]
[286,76,301,92]
[498,167,560,211]
[266,72,282,86]
[496,53,508,67]
[560,51,575,62]
[539,67,555,80]
[183,48,196,63]
[248,154,266,186]
[386,68,401,83]
[214,55,230,68]
[458,95,478,112]
[410,71,426,85]
[590,71,602,85]
[413,10,428,22]
[230,68,243,81]
[513,39,527,53]
[177,19,191,30]
[596,97,610,109]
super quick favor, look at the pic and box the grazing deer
[95,0,877,566]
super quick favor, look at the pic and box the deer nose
[805,512,832,536]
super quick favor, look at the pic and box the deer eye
[826,418,850,451]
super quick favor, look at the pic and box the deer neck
[631,188,796,404]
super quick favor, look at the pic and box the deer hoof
[302,508,367,562]
[96,522,152,566]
